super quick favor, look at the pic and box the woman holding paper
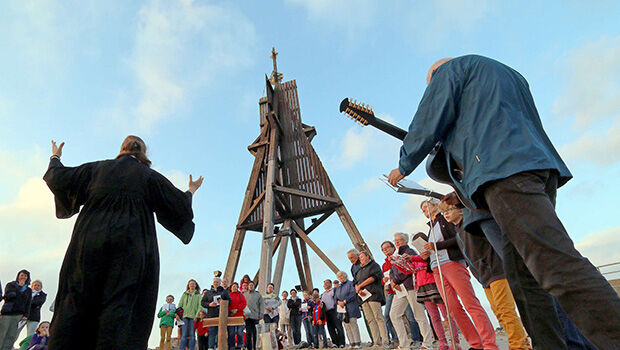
[335,271,361,348]
[355,251,388,346]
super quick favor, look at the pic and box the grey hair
[347,249,359,256]
[213,277,222,283]
[394,232,409,242]
[336,271,348,279]
[420,198,440,209]
[359,250,370,258]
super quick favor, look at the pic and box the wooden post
[299,239,313,291]
[272,221,290,293]
[334,205,372,258]
[259,117,280,294]
[290,221,339,274]
[218,300,230,350]
[289,234,308,291]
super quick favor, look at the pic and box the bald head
[426,58,453,85]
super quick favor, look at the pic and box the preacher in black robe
[43,150,197,349]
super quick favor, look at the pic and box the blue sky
[1,0,619,347]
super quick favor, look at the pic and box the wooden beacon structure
[224,48,370,293]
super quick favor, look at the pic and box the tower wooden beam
[290,220,339,274]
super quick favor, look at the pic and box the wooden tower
[224,48,370,293]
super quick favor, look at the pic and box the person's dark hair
[312,288,319,293]
[166,295,174,300]
[186,279,200,292]
[381,241,395,249]
[231,282,239,288]
[289,289,296,294]
[248,281,255,285]
[116,135,151,167]
[268,283,275,287]
[16,269,31,286]
[242,274,251,282]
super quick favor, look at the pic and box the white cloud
[105,0,257,131]
[555,35,620,166]
[334,113,401,169]
[285,0,378,38]
[403,0,491,51]
[575,226,620,268]
[552,35,620,127]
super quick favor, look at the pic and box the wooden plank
[217,300,230,350]
[273,185,341,204]
[335,205,372,259]
[258,109,280,293]
[299,236,313,291]
[272,221,290,293]
[238,191,266,226]
[289,234,307,291]
[305,210,334,235]
[224,145,267,282]
[290,221,339,274]
[203,316,245,327]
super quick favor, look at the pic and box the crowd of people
[3,54,618,350]
[0,270,50,350]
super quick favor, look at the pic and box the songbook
[337,304,346,313]
[380,175,444,199]
[394,285,408,299]
[412,236,427,254]
[358,289,372,302]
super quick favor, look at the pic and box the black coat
[28,291,47,322]
[1,281,32,317]
[428,214,465,262]
[287,297,302,316]
[390,245,417,291]
[202,286,231,318]
[43,155,195,349]
[356,260,385,305]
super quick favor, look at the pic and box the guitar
[338,97,475,209]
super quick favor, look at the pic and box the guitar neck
[370,118,407,140]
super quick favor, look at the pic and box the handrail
[597,261,620,269]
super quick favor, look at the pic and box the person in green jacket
[178,279,202,350]
[157,295,176,350]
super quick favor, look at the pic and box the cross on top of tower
[269,47,283,85]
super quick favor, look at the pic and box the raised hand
[387,168,404,186]
[51,140,65,157]
[188,174,204,194]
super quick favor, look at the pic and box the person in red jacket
[407,232,460,350]
[195,310,210,350]
[228,282,247,350]
[311,295,328,348]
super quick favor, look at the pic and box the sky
[1,0,619,347]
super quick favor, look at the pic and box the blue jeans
[383,293,399,343]
[228,325,245,349]
[208,326,219,349]
[404,304,422,341]
[180,318,196,350]
[555,301,597,350]
[302,317,314,345]
[313,324,327,348]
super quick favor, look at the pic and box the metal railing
[597,262,620,277]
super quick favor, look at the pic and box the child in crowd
[195,309,210,350]
[27,321,50,350]
[158,295,176,350]
[301,291,315,346]
[311,295,327,348]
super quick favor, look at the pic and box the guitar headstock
[339,98,376,126]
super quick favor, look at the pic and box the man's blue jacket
[399,55,572,209]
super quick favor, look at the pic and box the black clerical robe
[43,154,195,349]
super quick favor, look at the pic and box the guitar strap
[425,200,458,350]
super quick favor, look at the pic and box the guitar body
[425,144,476,209]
